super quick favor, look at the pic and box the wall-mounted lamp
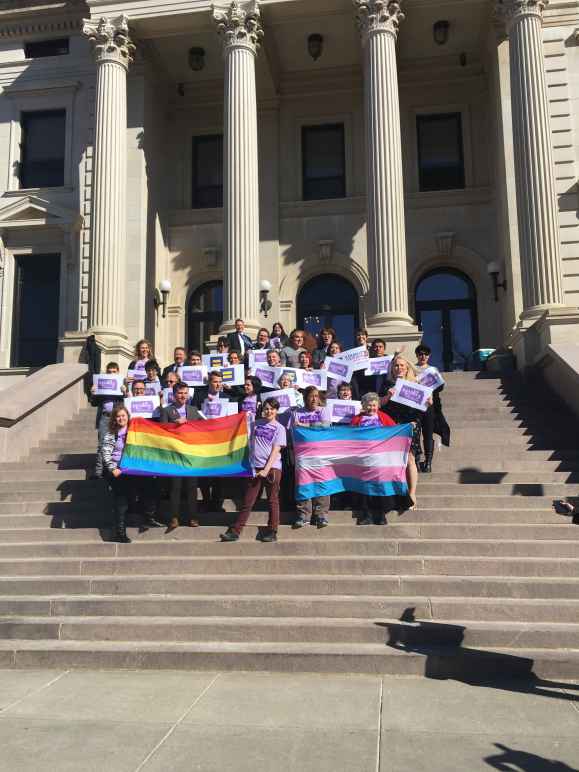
[308,33,324,61]
[154,279,172,319]
[433,20,450,46]
[487,261,507,302]
[260,279,272,317]
[188,46,205,71]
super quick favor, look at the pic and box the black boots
[420,440,434,473]
[113,501,131,543]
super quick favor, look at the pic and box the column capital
[353,0,405,42]
[212,1,264,56]
[82,14,135,69]
[495,0,547,30]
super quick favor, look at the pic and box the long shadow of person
[380,608,579,700]
[484,742,579,771]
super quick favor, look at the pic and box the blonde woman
[128,339,160,380]
[380,355,432,510]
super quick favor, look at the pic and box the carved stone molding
[213,1,264,55]
[435,232,455,258]
[353,0,405,42]
[318,240,334,263]
[82,15,135,69]
[495,0,547,30]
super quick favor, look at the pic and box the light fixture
[154,279,172,318]
[308,33,323,61]
[260,279,272,317]
[487,261,507,302]
[433,20,450,46]
[188,46,205,71]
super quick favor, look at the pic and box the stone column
[498,0,564,319]
[353,0,419,344]
[82,15,134,350]
[213,1,263,335]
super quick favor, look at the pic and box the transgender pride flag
[293,423,412,500]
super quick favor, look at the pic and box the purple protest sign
[255,367,275,386]
[98,378,116,391]
[132,400,155,414]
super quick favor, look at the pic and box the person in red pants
[220,397,286,543]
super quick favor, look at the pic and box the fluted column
[354,0,416,335]
[498,0,564,318]
[213,1,263,334]
[82,15,134,339]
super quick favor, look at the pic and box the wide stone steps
[0,374,578,678]
[0,639,576,680]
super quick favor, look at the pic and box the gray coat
[160,404,203,423]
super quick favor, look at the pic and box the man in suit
[226,318,253,358]
[192,371,226,511]
[160,382,203,533]
[161,347,186,384]
[193,371,227,410]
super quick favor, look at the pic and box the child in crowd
[143,361,162,395]
[220,397,286,543]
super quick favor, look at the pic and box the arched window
[297,274,359,348]
[415,269,478,371]
[187,281,223,352]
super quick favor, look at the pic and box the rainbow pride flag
[293,423,412,500]
[119,414,252,477]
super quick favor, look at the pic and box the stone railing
[537,343,579,422]
[0,363,88,463]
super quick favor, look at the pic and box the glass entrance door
[12,253,60,367]
[415,270,478,371]
[297,275,359,348]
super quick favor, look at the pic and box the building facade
[0,0,578,375]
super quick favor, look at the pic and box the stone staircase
[0,372,578,679]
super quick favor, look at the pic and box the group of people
[92,319,449,543]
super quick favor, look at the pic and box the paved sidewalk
[0,669,577,771]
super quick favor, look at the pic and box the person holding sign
[415,344,450,473]
[193,372,226,512]
[236,376,262,417]
[351,392,399,525]
[220,397,287,543]
[254,328,271,350]
[291,386,332,529]
[127,339,160,381]
[91,362,127,478]
[161,347,186,384]
[143,361,162,396]
[280,329,306,368]
[312,327,336,368]
[381,355,432,511]
[270,322,289,349]
[160,382,203,534]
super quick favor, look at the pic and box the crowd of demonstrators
[92,322,450,543]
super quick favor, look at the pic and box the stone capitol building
[0,0,578,377]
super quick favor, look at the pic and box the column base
[511,307,579,369]
[365,316,423,352]
[59,330,134,369]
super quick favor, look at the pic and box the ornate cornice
[82,14,135,69]
[353,0,405,42]
[212,1,264,56]
[495,0,547,30]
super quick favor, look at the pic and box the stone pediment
[0,195,82,231]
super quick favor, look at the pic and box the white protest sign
[143,380,161,396]
[324,356,354,383]
[336,345,371,372]
[227,402,239,416]
[203,353,229,370]
[217,364,245,387]
[326,399,362,424]
[202,399,231,418]
[263,388,297,413]
[247,349,270,368]
[298,369,328,391]
[124,395,160,418]
[178,365,207,386]
[93,374,123,396]
[251,365,282,388]
[365,356,393,376]
[418,367,445,390]
[390,379,432,413]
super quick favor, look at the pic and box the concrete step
[2,615,579,650]
[0,554,577,578]
[1,574,579,599]
[3,593,579,623]
[2,537,579,559]
[0,522,576,542]
[0,638,575,679]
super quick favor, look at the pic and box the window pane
[25,39,69,58]
[20,110,65,188]
[418,310,444,371]
[450,309,474,371]
[302,124,345,201]
[192,135,223,209]
[417,113,465,192]
[416,272,472,302]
